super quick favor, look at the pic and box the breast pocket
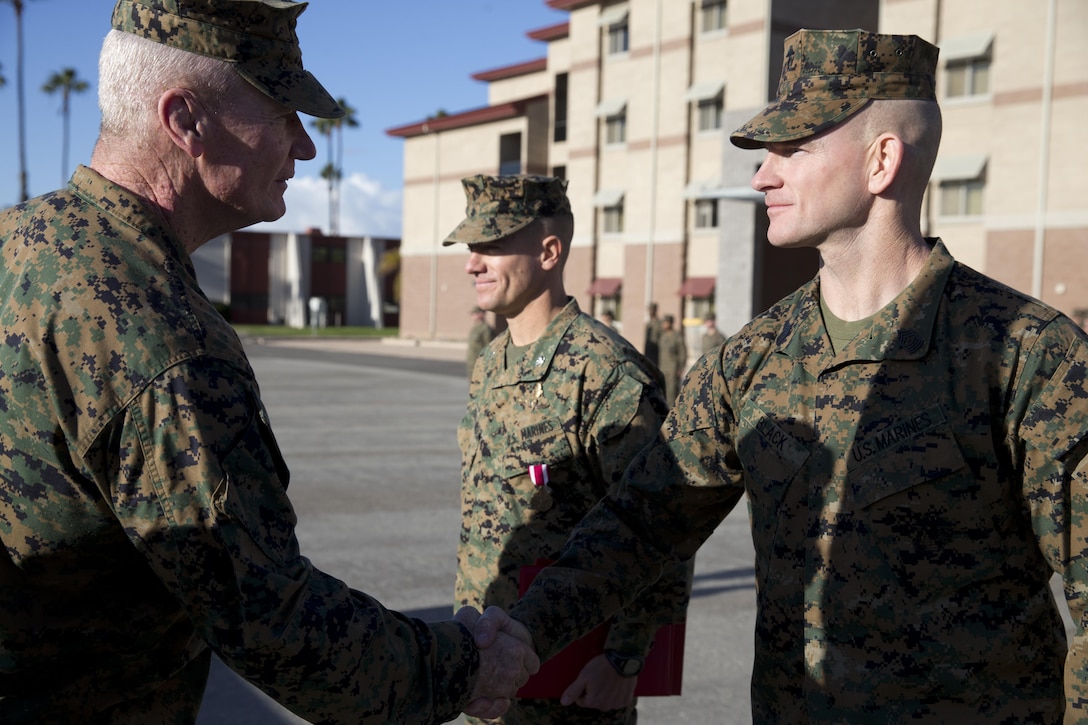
[849,416,1000,600]
[498,419,581,524]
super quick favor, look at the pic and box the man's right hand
[455,606,539,719]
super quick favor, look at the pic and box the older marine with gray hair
[0,1,536,722]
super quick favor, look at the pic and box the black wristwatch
[604,649,644,677]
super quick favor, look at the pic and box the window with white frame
[603,203,624,233]
[605,112,626,144]
[932,153,987,218]
[595,189,624,233]
[946,57,990,98]
[608,20,629,54]
[941,32,993,99]
[700,0,726,33]
[694,199,719,228]
[599,4,630,55]
[939,179,985,217]
[697,96,723,131]
[686,81,724,132]
[596,99,627,146]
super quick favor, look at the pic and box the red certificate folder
[515,560,685,698]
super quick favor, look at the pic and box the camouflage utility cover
[0,167,475,722]
[457,299,692,724]
[512,242,1088,722]
[444,174,572,246]
[731,28,939,149]
[111,0,343,118]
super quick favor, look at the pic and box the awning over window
[940,32,994,62]
[684,182,763,202]
[678,276,716,298]
[595,98,627,118]
[587,277,623,297]
[598,3,629,27]
[593,188,625,207]
[684,180,722,199]
[684,81,725,102]
[931,153,988,181]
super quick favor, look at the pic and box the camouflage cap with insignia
[111,0,343,119]
[730,28,938,149]
[443,174,571,246]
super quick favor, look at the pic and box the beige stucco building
[387,0,1088,354]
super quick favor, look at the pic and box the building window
[605,112,626,145]
[701,0,726,33]
[694,199,719,228]
[941,33,993,99]
[697,96,723,131]
[939,179,985,217]
[608,20,629,54]
[946,57,990,98]
[554,72,568,143]
[594,189,625,233]
[552,165,566,180]
[596,99,627,146]
[603,203,624,233]
[498,132,521,176]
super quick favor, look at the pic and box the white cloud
[247,172,403,239]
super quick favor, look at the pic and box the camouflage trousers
[465,697,637,725]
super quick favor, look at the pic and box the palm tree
[43,67,90,185]
[2,0,31,201]
[310,97,359,235]
[311,116,337,234]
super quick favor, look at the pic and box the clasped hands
[454,606,538,719]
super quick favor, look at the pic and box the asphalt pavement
[195,335,758,725]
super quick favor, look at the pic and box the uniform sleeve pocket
[211,402,298,567]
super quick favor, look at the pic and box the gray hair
[98,29,241,142]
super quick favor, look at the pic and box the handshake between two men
[454,606,538,720]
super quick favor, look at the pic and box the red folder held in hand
[515,560,685,699]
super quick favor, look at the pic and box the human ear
[539,234,562,271]
[159,88,205,159]
[868,133,904,195]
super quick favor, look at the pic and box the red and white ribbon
[528,463,550,488]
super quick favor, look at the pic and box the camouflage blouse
[456,298,692,661]
[512,242,1088,723]
[0,167,476,723]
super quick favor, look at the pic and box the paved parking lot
[196,336,757,724]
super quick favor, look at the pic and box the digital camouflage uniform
[643,316,662,369]
[511,29,1088,723]
[456,299,693,725]
[0,167,480,723]
[656,321,688,409]
[512,241,1088,722]
[466,318,494,376]
[701,327,726,356]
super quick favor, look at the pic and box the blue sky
[0,1,570,237]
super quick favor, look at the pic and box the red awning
[678,276,716,298]
[587,277,623,297]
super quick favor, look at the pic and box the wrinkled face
[463,225,546,318]
[749,118,872,249]
[199,81,317,229]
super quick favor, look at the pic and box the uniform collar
[488,297,582,386]
[68,165,190,266]
[779,239,954,372]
